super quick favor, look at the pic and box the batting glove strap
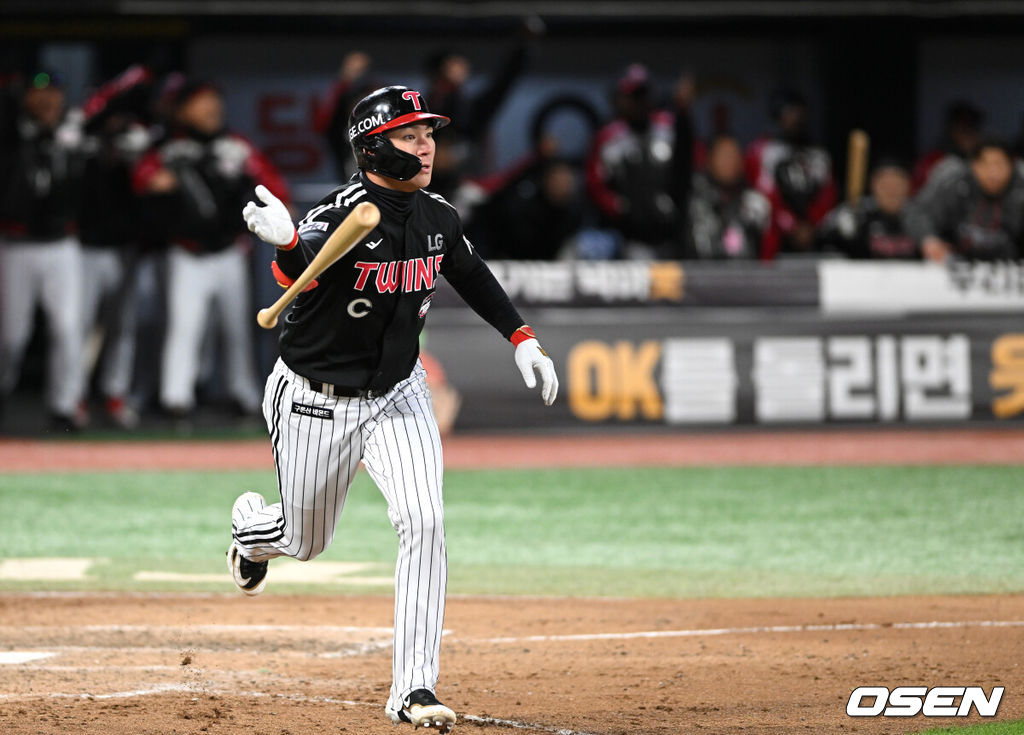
[270,261,318,292]
[277,229,299,251]
[510,325,538,347]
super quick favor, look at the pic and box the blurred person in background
[462,137,584,259]
[314,51,378,180]
[912,138,1024,262]
[585,64,694,259]
[817,158,921,259]
[132,80,289,418]
[745,87,837,257]
[912,101,983,194]
[0,70,88,432]
[424,15,544,200]
[1013,112,1024,161]
[76,65,155,428]
[685,133,771,259]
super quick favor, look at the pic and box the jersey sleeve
[440,215,525,340]
[275,204,348,280]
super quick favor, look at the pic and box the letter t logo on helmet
[402,90,423,111]
[348,86,450,181]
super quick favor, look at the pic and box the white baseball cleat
[226,540,267,596]
[227,492,268,596]
[387,689,457,733]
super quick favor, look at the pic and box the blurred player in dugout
[684,124,772,259]
[0,70,87,431]
[745,87,837,257]
[585,64,695,259]
[133,80,289,417]
[816,158,924,259]
[912,137,1024,261]
[77,65,156,429]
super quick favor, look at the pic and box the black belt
[307,380,384,400]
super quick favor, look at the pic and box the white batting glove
[242,185,297,248]
[512,327,558,406]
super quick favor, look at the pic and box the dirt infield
[0,593,1021,734]
[3,427,1024,472]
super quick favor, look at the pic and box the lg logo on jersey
[846,686,1003,718]
[347,298,372,318]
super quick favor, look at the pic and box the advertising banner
[425,308,1024,431]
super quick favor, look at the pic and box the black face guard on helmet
[348,85,450,181]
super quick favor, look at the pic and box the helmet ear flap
[354,133,423,182]
[353,135,383,171]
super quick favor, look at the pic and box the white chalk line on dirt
[475,619,1024,644]
[0,651,55,664]
[0,623,394,634]
[14,640,395,658]
[0,683,192,702]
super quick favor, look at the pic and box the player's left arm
[441,228,558,406]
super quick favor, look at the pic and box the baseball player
[228,85,557,732]
[133,80,286,417]
[0,70,87,431]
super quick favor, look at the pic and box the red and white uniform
[133,129,289,412]
[745,137,837,259]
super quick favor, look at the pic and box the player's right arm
[243,184,344,287]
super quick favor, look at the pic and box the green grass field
[2,464,1022,733]
[2,465,1023,597]
[917,723,1024,735]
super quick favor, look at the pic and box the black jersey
[277,172,524,392]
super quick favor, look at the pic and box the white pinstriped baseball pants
[233,357,446,713]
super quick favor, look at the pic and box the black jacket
[912,165,1024,260]
[277,173,524,392]
[817,197,922,260]
[0,114,84,241]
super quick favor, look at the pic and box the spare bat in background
[257,201,381,329]
[846,129,870,206]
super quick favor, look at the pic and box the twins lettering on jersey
[353,255,444,294]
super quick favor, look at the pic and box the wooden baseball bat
[257,201,380,329]
[846,129,870,206]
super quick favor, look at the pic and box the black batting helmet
[348,85,450,181]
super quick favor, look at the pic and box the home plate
[0,652,56,664]
[134,560,392,586]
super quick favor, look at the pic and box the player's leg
[211,245,261,414]
[39,238,85,420]
[0,243,43,400]
[231,359,365,565]
[97,252,139,426]
[360,363,452,727]
[78,246,115,405]
[160,247,209,413]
